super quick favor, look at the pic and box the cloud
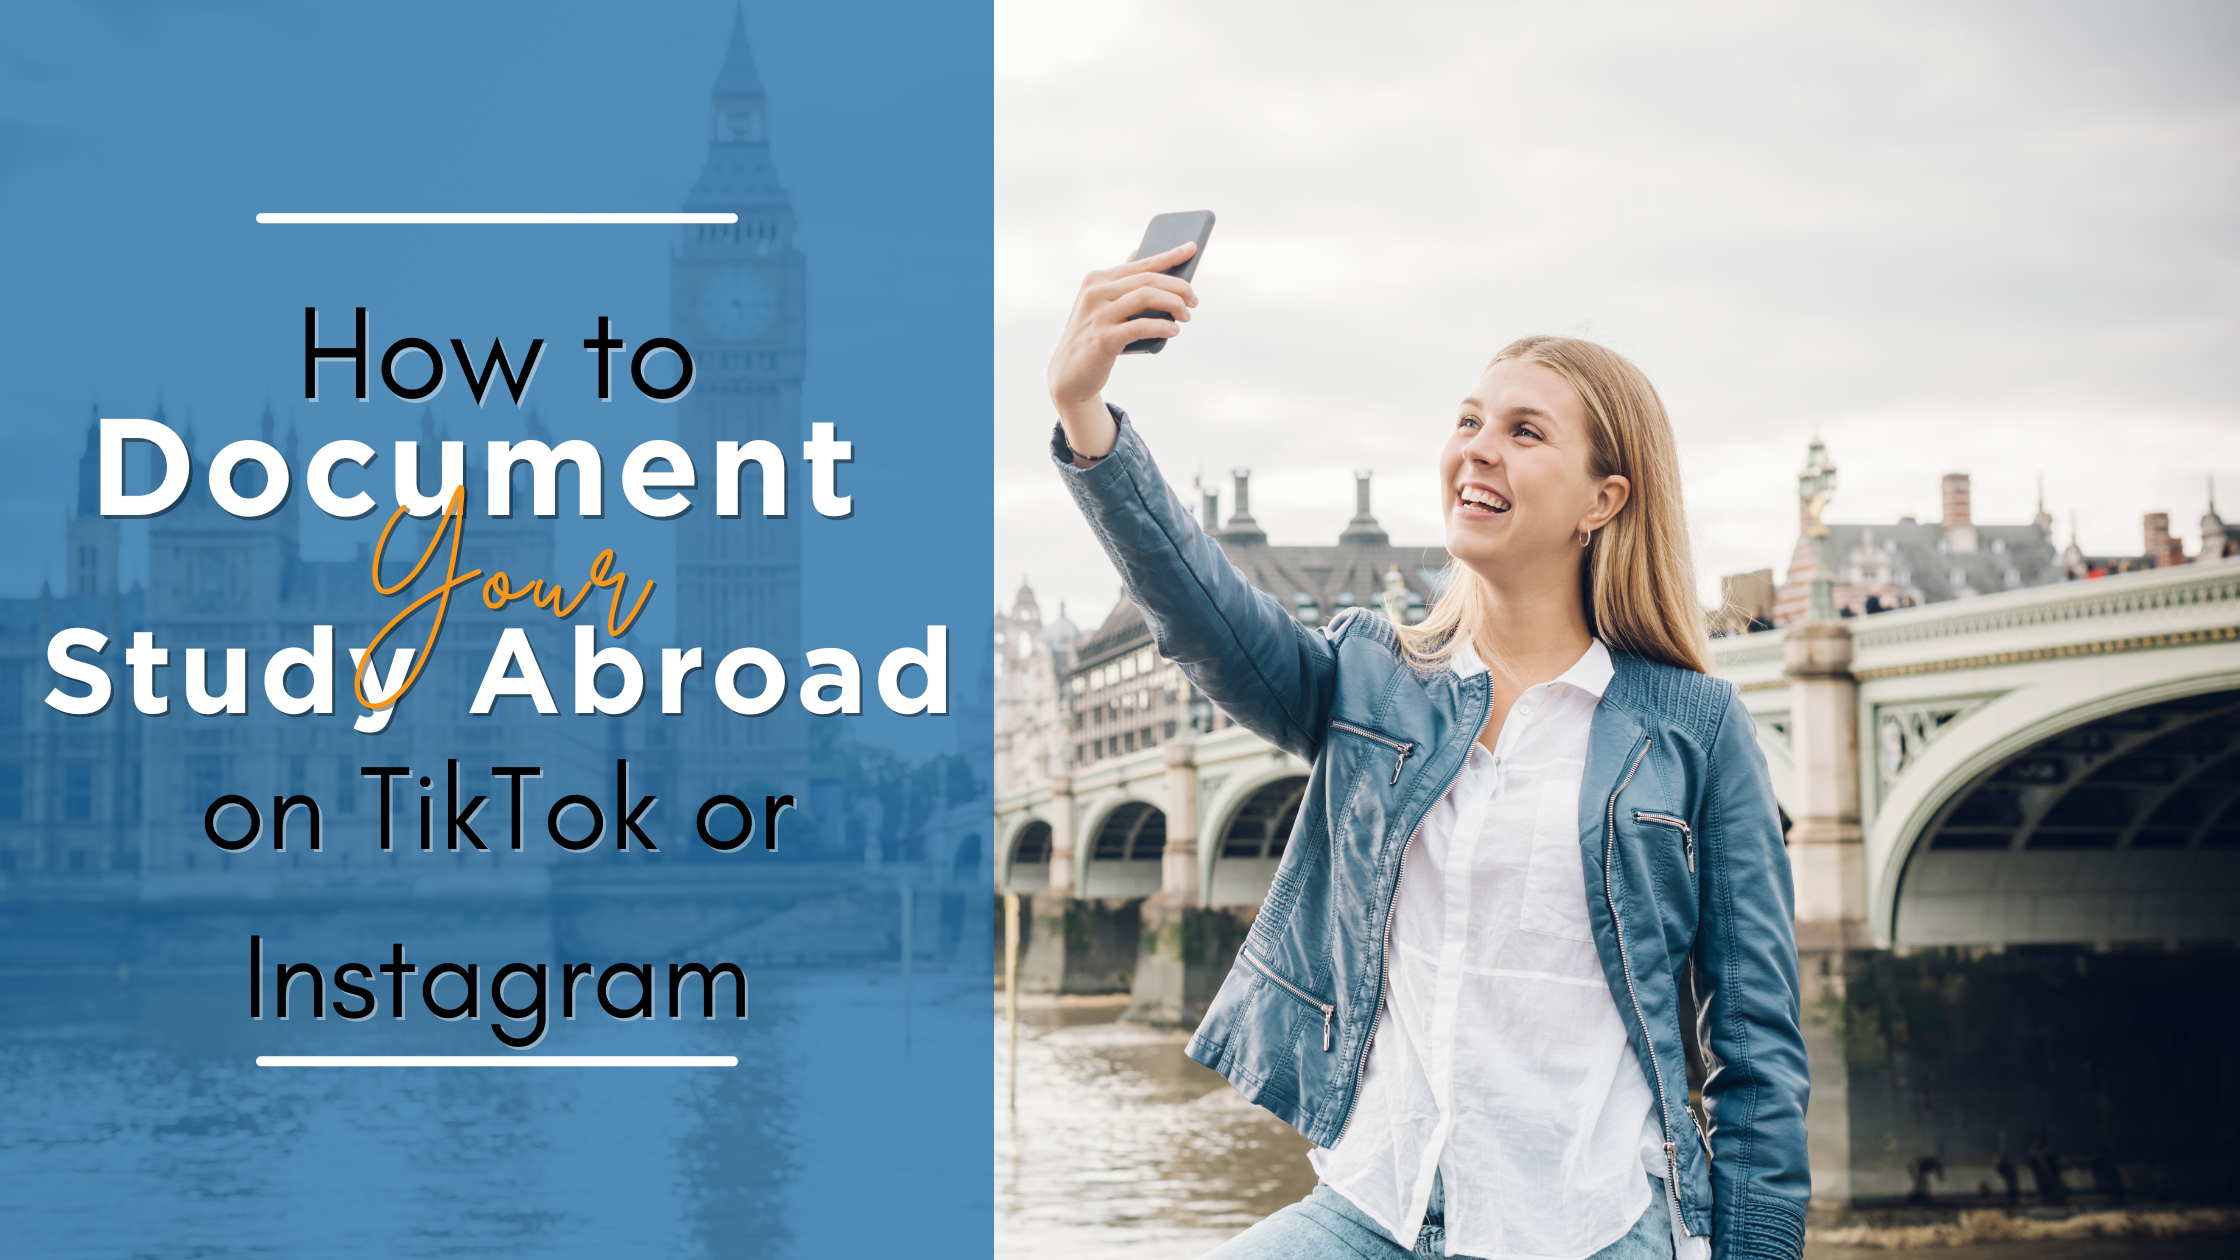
[995,0,2240,625]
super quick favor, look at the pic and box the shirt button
[1517,703,1533,717]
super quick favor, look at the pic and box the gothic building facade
[992,581,1076,801]
[0,406,602,881]
[0,421,145,876]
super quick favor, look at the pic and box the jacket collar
[1449,636,1614,700]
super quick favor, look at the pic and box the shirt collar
[1449,636,1614,700]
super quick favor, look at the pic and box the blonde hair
[1397,335,1712,675]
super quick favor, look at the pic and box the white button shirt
[1310,638,1697,1260]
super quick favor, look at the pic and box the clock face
[699,266,776,341]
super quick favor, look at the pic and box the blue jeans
[1202,1173,1672,1260]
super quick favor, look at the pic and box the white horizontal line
[254,213,737,225]
[256,1055,736,1067]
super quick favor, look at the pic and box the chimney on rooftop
[1220,467,1267,544]
[1200,487,1220,533]
[1339,468,1389,545]
[1941,473,1977,554]
[2144,512,2180,567]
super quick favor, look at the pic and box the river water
[0,965,989,1258]
[995,994,1314,1259]
[993,993,2234,1260]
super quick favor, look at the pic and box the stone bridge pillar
[1786,621,1866,936]
[1159,740,1200,903]
[1124,738,1248,1026]
[1022,770,1140,994]
[1042,771,1077,903]
[1783,620,1868,1206]
[1021,772,1079,992]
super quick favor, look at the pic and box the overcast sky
[994,0,2239,632]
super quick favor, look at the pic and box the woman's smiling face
[1440,357,1619,577]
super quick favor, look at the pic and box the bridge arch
[1751,714,1798,819]
[1081,799,1164,899]
[1876,673,2240,945]
[1000,819,1051,893]
[950,833,983,887]
[1204,774,1308,907]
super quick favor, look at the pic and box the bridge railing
[1844,560,2240,677]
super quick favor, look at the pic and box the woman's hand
[1046,241,1198,463]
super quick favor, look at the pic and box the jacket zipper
[1329,719,1414,786]
[1604,737,1698,1249]
[1330,687,1485,1149]
[1239,945,1335,1051]
[1634,810,1696,873]
[1637,813,1715,1159]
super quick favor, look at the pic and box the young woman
[1044,244,1810,1260]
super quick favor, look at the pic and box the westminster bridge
[993,559,2240,1207]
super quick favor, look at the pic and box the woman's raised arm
[1045,247,1338,761]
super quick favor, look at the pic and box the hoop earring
[1577,529,1593,548]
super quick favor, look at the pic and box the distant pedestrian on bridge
[1041,241,1810,1260]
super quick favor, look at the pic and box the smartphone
[1123,210,1215,354]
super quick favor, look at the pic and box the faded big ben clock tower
[672,9,806,794]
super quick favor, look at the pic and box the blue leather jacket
[1056,411,1810,1260]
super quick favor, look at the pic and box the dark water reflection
[993,996,2233,1260]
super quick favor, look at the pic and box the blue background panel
[0,3,993,1256]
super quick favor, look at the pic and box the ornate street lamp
[1798,438,1839,621]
